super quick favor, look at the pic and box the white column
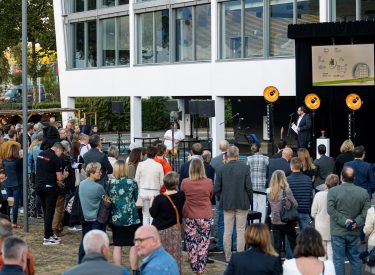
[129,0,135,67]
[211,96,225,157]
[60,96,75,127]
[130,96,142,143]
[211,0,218,61]
[177,98,186,135]
[319,0,330,22]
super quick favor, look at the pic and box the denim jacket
[140,246,179,275]
[3,158,22,188]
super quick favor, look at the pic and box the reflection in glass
[72,23,85,68]
[176,7,193,62]
[220,0,241,59]
[270,0,293,56]
[297,0,319,24]
[155,10,169,63]
[87,21,97,67]
[102,18,116,66]
[74,0,84,12]
[244,0,263,57]
[118,16,130,65]
[362,0,375,20]
[88,0,96,10]
[138,13,154,64]
[119,0,129,4]
[335,0,355,21]
[195,4,211,60]
[102,0,115,8]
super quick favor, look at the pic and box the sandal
[12,224,21,229]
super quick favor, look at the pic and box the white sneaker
[68,226,82,232]
[52,234,61,242]
[43,237,60,245]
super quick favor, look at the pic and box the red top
[154,157,172,193]
[181,178,213,219]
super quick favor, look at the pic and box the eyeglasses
[133,236,154,244]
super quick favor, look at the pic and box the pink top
[181,178,213,219]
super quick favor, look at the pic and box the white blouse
[283,259,336,275]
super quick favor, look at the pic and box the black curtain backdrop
[288,21,375,162]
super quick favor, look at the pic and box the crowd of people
[0,115,373,275]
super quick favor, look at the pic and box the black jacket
[224,247,281,275]
[297,114,311,148]
[83,148,113,186]
[266,157,291,188]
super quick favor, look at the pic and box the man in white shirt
[163,122,184,157]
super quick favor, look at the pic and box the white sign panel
[312,44,375,86]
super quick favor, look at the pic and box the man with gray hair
[64,230,129,275]
[0,236,28,275]
[214,145,253,262]
[31,122,43,141]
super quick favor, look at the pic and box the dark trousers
[78,220,104,263]
[272,223,297,256]
[6,186,21,224]
[36,185,58,239]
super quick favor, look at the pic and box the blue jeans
[6,186,21,224]
[216,209,236,250]
[298,213,311,230]
[78,220,104,263]
[332,235,361,275]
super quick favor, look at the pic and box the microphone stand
[286,114,294,143]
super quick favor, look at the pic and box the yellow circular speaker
[304,93,320,110]
[263,86,279,103]
[346,93,362,111]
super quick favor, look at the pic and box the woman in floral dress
[108,159,140,266]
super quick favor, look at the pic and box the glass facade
[155,10,170,63]
[137,12,154,64]
[297,0,319,24]
[74,0,84,12]
[244,0,263,57]
[195,4,211,60]
[103,0,116,8]
[87,21,97,67]
[102,18,116,66]
[362,0,375,20]
[88,0,96,10]
[176,7,193,61]
[334,0,356,22]
[72,23,85,68]
[118,16,130,65]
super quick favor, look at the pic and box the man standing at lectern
[295,106,311,149]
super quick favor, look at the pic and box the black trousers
[36,185,58,239]
[272,223,297,255]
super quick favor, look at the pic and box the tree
[0,0,56,103]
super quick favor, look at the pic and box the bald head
[83,230,110,259]
[341,166,355,183]
[134,225,161,257]
[282,147,293,161]
[219,140,229,152]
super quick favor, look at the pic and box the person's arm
[214,169,222,201]
[327,189,347,227]
[286,188,298,208]
[135,164,141,188]
[158,166,164,189]
[311,193,319,218]
[363,208,374,236]
[163,130,171,141]
[132,180,138,204]
[149,195,160,218]
[102,155,113,175]
[354,193,371,228]
[245,168,253,205]
[369,165,375,193]
[299,114,312,131]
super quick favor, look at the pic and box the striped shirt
[247,153,269,189]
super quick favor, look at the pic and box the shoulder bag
[280,189,299,223]
[163,193,181,230]
[97,183,112,224]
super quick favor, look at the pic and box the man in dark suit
[344,145,375,199]
[179,143,215,188]
[79,118,92,135]
[314,144,335,190]
[82,134,113,186]
[266,147,293,188]
[295,106,311,149]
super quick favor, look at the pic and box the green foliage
[142,97,169,131]
[225,98,233,127]
[0,54,10,91]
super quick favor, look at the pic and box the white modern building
[53,0,374,155]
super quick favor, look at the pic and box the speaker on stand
[112,101,124,155]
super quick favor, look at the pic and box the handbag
[280,189,299,223]
[163,193,181,230]
[97,195,112,224]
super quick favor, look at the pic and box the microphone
[233,113,239,117]
[289,113,295,117]
[239,117,244,121]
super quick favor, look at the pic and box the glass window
[87,21,97,67]
[269,0,294,56]
[102,18,116,66]
[362,0,375,20]
[155,10,169,63]
[335,0,355,21]
[176,7,193,62]
[118,16,130,65]
[297,0,319,24]
[195,4,211,60]
[119,0,129,4]
[102,0,115,8]
[88,0,96,10]
[244,0,263,58]
[137,12,154,64]
[72,23,85,68]
[220,0,242,59]
[74,0,84,12]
